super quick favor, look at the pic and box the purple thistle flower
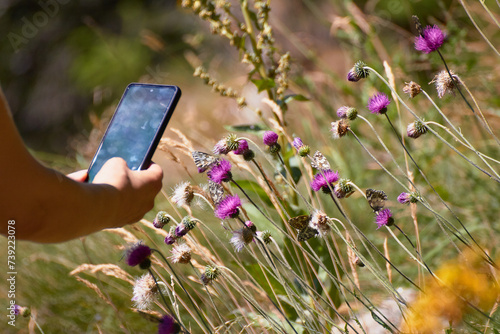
[310,170,340,193]
[158,314,181,334]
[292,137,304,150]
[233,139,249,155]
[375,209,394,229]
[347,71,360,82]
[415,25,445,54]
[174,224,188,238]
[13,305,21,316]
[263,131,279,146]
[347,61,369,82]
[367,92,391,114]
[125,242,152,268]
[164,232,176,245]
[215,195,241,219]
[207,159,232,184]
[397,192,411,204]
[212,139,231,155]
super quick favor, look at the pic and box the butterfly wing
[297,226,319,242]
[208,180,224,205]
[366,188,387,212]
[192,151,218,172]
[288,215,310,230]
[310,151,331,171]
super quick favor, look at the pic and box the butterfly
[208,180,224,205]
[310,151,330,171]
[192,151,219,173]
[288,215,318,242]
[366,188,387,212]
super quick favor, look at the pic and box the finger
[67,170,88,182]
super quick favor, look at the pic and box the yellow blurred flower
[402,250,499,333]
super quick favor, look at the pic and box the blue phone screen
[87,84,179,182]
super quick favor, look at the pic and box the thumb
[67,170,88,183]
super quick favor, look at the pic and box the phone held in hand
[87,83,181,183]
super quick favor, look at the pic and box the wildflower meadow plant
[64,2,500,333]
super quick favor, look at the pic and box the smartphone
[87,83,181,182]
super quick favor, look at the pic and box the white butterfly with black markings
[192,151,219,173]
[310,151,330,171]
[208,180,224,205]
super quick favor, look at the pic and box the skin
[0,86,163,243]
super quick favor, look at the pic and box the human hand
[92,157,163,227]
[67,170,88,182]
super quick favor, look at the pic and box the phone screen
[87,84,180,182]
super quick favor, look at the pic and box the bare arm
[0,86,163,243]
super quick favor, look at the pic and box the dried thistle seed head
[153,211,171,229]
[132,274,160,310]
[230,222,255,251]
[201,265,221,285]
[171,182,195,208]
[347,60,369,82]
[403,81,422,98]
[407,120,428,139]
[309,210,330,237]
[331,119,350,139]
[169,244,192,264]
[430,70,461,98]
